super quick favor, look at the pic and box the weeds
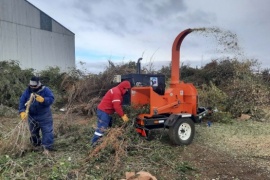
[49,158,74,180]
[0,121,31,157]
[0,155,28,179]
[1,112,270,179]
[0,104,18,118]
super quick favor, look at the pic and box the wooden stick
[25,93,35,119]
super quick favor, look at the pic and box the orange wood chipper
[129,28,209,145]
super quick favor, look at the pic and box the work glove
[20,112,27,121]
[121,114,129,122]
[35,94,44,103]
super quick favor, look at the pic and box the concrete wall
[0,0,75,72]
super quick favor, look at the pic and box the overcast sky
[27,0,270,73]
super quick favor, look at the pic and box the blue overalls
[19,86,54,150]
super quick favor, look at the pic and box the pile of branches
[62,60,137,116]
[82,105,150,177]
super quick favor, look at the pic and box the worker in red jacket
[91,80,131,145]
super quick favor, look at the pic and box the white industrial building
[0,0,75,72]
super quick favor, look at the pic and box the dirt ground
[180,142,270,180]
[1,113,270,179]
[188,121,270,180]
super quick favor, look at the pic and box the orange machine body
[131,83,197,118]
[131,29,198,133]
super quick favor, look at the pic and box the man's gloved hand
[35,94,44,103]
[121,114,129,122]
[20,112,27,121]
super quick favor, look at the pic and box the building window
[40,11,52,31]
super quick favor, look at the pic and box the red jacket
[98,81,131,117]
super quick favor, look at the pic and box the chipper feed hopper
[131,28,206,145]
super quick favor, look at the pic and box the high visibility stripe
[181,113,192,117]
[94,132,103,136]
[112,99,121,103]
[110,89,113,94]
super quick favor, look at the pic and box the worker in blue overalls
[19,76,55,154]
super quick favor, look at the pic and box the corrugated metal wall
[0,0,75,72]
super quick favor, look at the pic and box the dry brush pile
[62,60,138,116]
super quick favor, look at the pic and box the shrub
[198,82,228,111]
[0,61,34,108]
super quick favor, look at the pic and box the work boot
[42,146,55,156]
[92,139,103,148]
[43,146,57,153]
[30,137,41,146]
[31,145,42,152]
[91,142,98,147]
[43,149,50,156]
[47,147,57,152]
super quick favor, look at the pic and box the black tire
[168,117,195,145]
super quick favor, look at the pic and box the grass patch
[196,120,270,157]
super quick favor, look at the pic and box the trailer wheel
[168,118,195,145]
